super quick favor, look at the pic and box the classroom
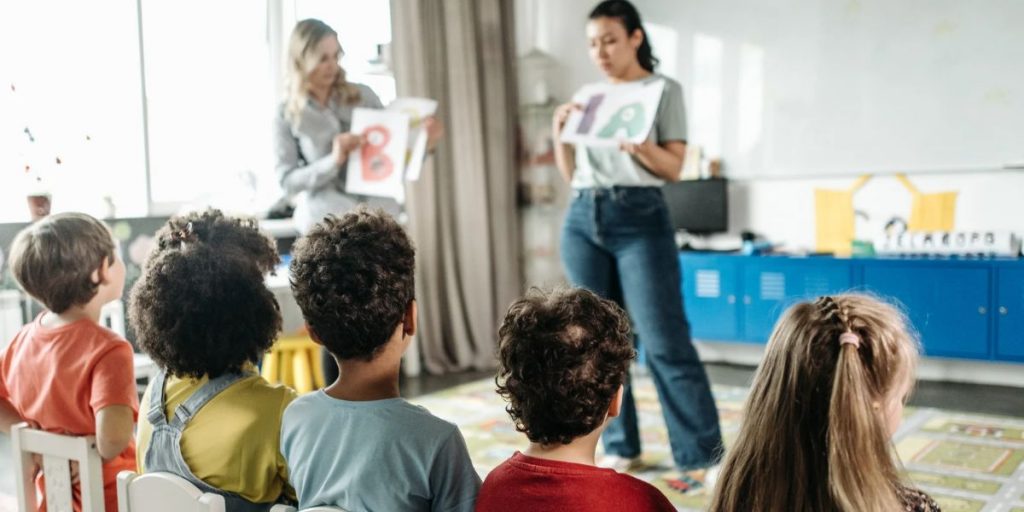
[1,1,1022,511]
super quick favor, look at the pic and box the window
[0,0,396,222]
[141,0,277,214]
[0,2,146,223]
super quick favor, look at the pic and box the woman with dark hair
[551,0,723,490]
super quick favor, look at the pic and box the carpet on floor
[410,374,1024,512]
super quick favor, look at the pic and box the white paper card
[560,79,666,147]
[345,108,410,201]
[387,97,438,181]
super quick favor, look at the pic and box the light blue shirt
[571,73,688,189]
[280,391,480,512]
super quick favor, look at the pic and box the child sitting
[475,287,675,512]
[0,212,137,511]
[282,207,480,512]
[709,294,941,511]
[129,209,296,510]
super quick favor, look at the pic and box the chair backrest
[117,471,226,512]
[100,299,127,337]
[11,422,105,512]
[267,506,350,512]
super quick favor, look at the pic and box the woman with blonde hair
[709,294,941,512]
[273,19,441,385]
[273,18,442,235]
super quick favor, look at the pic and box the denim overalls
[143,371,276,512]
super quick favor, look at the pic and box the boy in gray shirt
[282,207,480,512]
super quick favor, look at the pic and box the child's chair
[266,506,349,512]
[12,422,105,512]
[117,471,225,512]
[261,334,325,394]
[118,471,300,512]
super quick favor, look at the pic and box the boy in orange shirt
[0,212,137,511]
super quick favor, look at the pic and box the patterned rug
[410,374,1024,512]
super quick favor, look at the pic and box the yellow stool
[261,334,325,394]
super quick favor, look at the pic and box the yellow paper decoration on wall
[815,175,871,256]
[895,174,958,231]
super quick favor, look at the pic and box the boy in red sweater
[476,288,675,512]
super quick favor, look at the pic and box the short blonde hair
[284,18,362,125]
[9,213,115,313]
[710,293,919,512]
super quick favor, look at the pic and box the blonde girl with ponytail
[709,294,941,512]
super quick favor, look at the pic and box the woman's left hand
[424,116,445,151]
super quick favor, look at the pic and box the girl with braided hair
[710,294,941,512]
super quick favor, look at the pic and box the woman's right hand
[552,102,582,137]
[331,133,362,165]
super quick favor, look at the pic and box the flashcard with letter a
[560,79,665,147]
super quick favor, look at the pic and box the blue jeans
[561,186,723,470]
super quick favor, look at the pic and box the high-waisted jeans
[561,186,723,469]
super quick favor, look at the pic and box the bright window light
[0,2,147,223]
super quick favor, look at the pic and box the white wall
[517,0,1024,250]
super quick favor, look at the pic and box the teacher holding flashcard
[552,0,723,488]
[274,18,443,236]
[273,18,442,383]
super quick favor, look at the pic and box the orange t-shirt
[0,314,139,512]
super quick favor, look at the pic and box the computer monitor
[662,179,728,234]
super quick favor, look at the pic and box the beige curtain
[391,0,522,373]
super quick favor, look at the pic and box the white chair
[12,422,105,512]
[117,471,225,512]
[270,506,350,512]
[100,299,127,337]
[117,472,304,512]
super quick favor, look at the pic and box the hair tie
[839,332,861,349]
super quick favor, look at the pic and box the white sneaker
[703,464,721,490]
[597,454,643,472]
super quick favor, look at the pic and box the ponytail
[710,295,919,512]
[827,343,901,511]
[589,0,659,72]
[823,298,903,511]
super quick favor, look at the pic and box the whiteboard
[638,0,1024,177]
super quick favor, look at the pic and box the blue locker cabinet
[861,262,990,359]
[676,254,1024,364]
[680,254,742,342]
[996,265,1024,360]
[741,258,852,342]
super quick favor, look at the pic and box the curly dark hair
[128,209,281,379]
[9,213,115,314]
[496,287,635,445]
[289,207,415,361]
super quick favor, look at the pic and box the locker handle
[727,295,736,304]
[999,306,1008,315]
[743,296,752,305]
[978,306,987,315]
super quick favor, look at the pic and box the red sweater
[475,452,676,512]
